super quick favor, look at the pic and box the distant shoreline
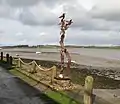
[1,45,120,49]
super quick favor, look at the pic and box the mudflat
[1,47,120,69]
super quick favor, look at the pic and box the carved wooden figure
[58,13,73,77]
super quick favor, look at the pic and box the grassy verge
[9,69,37,86]
[9,68,80,104]
[46,91,78,104]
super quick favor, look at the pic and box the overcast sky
[0,0,120,46]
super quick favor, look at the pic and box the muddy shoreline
[18,58,120,89]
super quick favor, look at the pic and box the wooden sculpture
[59,13,73,77]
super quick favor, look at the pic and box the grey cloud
[0,1,2,4]
[0,4,11,17]
[18,8,39,26]
[41,0,74,8]
[90,0,120,21]
[0,17,120,45]
[1,0,120,34]
[0,0,119,45]
[90,7,120,21]
[62,3,120,31]
[65,30,120,45]
[1,0,72,8]
[2,0,40,7]
[42,0,60,8]
[0,0,70,26]
[18,8,57,26]
[0,30,4,34]
[78,19,120,31]
[0,0,92,28]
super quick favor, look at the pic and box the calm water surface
[3,47,120,60]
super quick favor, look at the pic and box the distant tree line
[2,45,29,48]
[1,45,120,49]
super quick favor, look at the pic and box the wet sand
[1,47,120,69]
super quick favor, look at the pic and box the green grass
[46,91,79,104]
[9,68,81,104]
[9,69,37,86]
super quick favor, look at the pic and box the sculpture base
[54,76,70,80]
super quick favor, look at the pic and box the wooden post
[18,58,21,68]
[32,61,36,73]
[6,53,9,63]
[9,56,13,65]
[1,52,3,61]
[84,76,94,104]
[51,66,57,84]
